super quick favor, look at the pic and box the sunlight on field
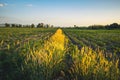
[37,28,68,64]
[44,29,66,51]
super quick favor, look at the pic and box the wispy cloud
[0,3,8,7]
[26,4,33,7]
[0,3,4,7]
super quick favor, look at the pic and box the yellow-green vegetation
[28,29,68,80]
[68,47,119,80]
[0,28,120,80]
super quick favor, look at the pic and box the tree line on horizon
[88,23,120,29]
[1,22,120,29]
[73,23,120,29]
[3,23,54,28]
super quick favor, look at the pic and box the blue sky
[0,0,120,27]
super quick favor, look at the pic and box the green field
[63,28,120,53]
[0,28,120,80]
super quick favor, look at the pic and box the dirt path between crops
[63,31,82,49]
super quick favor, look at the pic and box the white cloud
[0,3,4,7]
[0,3,8,7]
[26,4,33,7]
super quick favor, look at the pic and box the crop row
[63,29,120,54]
[0,28,56,50]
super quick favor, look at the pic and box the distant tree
[23,25,26,28]
[109,23,119,29]
[5,23,10,27]
[18,24,22,28]
[23,25,28,28]
[31,24,35,28]
[74,25,77,27]
[40,23,44,28]
[105,25,109,29]
[37,23,40,28]
[88,25,105,29]
[46,24,50,28]
[11,24,16,27]
[37,23,44,28]
[26,25,31,28]
[51,25,54,28]
[88,23,120,29]
[16,24,19,28]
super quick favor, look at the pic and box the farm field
[63,28,120,54]
[0,28,120,80]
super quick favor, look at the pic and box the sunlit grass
[68,46,120,80]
